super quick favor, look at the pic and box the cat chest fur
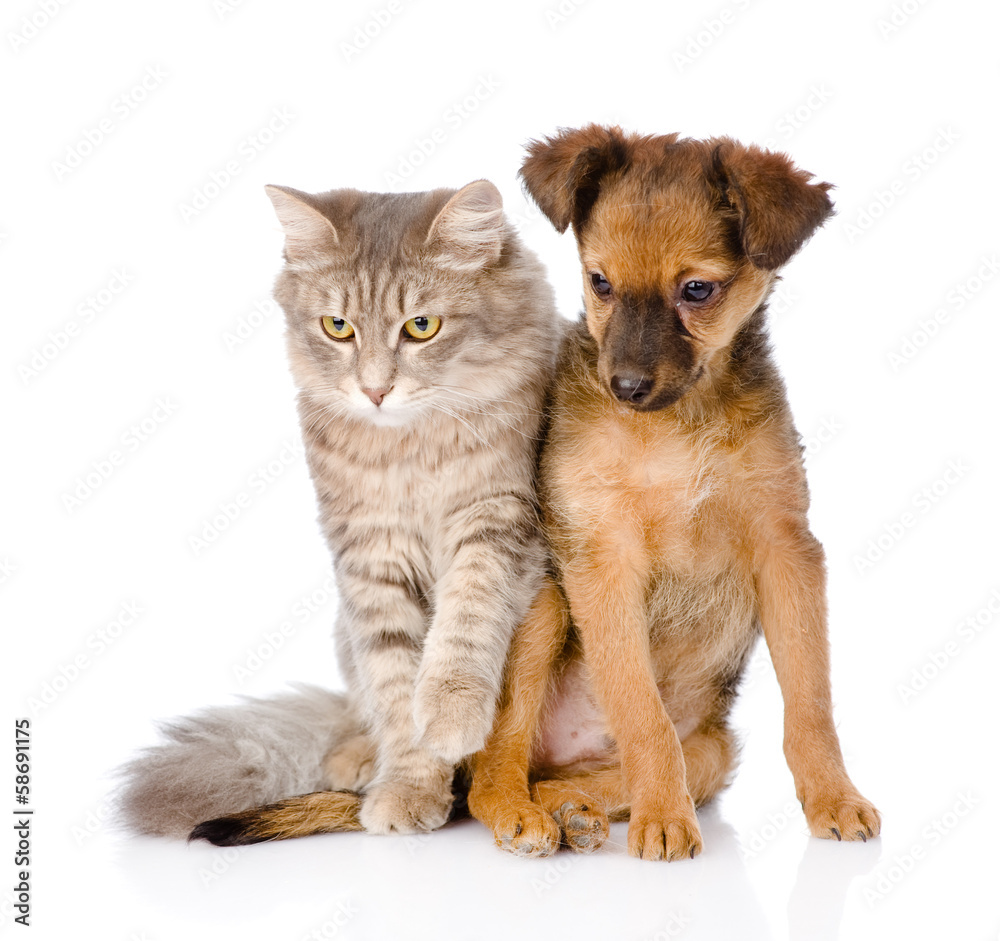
[306,413,536,589]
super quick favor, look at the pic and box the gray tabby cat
[116,180,560,839]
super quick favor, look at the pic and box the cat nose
[362,387,392,407]
[610,371,653,403]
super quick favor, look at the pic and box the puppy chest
[644,564,760,710]
[559,429,741,565]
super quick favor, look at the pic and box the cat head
[266,181,546,428]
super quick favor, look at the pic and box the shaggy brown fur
[467,125,881,860]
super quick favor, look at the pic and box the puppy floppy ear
[520,124,631,234]
[713,141,834,270]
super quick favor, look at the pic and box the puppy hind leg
[531,765,630,853]
[681,722,738,807]
[529,727,734,854]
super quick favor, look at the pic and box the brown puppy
[468,125,881,861]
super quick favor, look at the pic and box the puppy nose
[362,387,392,407]
[610,372,653,403]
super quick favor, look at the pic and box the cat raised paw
[413,675,495,764]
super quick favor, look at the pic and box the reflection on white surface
[83,795,884,941]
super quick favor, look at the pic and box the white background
[3,0,999,938]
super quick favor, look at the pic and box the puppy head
[521,125,833,410]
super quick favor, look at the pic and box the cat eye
[321,316,355,340]
[402,315,441,340]
[681,281,714,303]
[590,272,612,297]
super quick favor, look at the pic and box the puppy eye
[321,316,355,340]
[681,281,714,303]
[590,272,612,297]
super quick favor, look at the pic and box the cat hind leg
[323,733,377,791]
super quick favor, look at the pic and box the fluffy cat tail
[113,684,360,839]
[190,790,362,845]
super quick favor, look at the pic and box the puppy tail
[191,790,362,845]
[113,684,360,839]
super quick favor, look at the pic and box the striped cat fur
[115,180,561,839]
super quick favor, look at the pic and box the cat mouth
[349,396,420,428]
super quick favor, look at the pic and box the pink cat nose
[362,387,392,407]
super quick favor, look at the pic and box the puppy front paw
[491,803,561,858]
[360,778,453,835]
[628,798,703,861]
[413,674,495,764]
[803,785,881,842]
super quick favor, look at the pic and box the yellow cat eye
[320,316,355,340]
[402,315,441,340]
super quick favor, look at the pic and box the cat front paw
[413,674,495,764]
[360,778,453,834]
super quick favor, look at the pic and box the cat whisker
[437,384,545,414]
[430,403,506,458]
[433,394,543,441]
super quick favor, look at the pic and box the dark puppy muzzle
[599,294,699,411]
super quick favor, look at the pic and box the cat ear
[265,184,339,260]
[425,180,505,270]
